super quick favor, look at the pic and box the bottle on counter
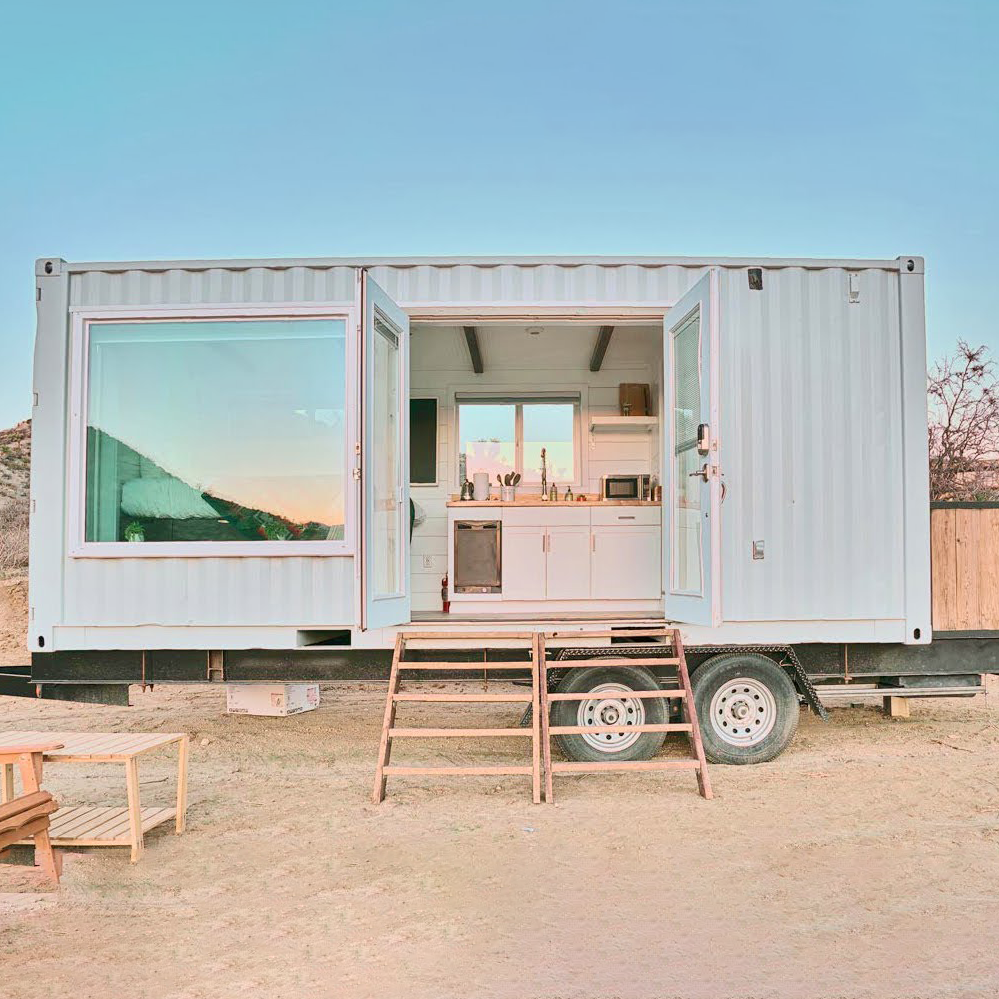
[549,483,558,502]
[565,485,573,501]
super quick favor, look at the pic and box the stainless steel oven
[454,520,502,593]
[601,474,651,501]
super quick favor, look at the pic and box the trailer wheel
[551,664,667,763]
[691,653,800,765]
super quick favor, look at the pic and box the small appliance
[601,474,651,501]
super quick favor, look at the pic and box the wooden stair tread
[374,627,712,805]
[547,689,685,700]
[397,661,535,670]
[540,627,713,803]
[389,728,533,738]
[373,633,543,804]
[551,657,680,667]
[550,760,701,773]
[392,692,533,703]
[544,629,674,639]
[383,766,534,777]
[548,723,692,735]
[398,631,535,641]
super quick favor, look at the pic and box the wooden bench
[0,743,64,884]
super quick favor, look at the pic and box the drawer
[502,506,591,527]
[590,505,661,527]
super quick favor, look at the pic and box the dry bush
[0,495,29,574]
[928,340,999,501]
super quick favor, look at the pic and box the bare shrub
[928,341,999,501]
[0,495,29,574]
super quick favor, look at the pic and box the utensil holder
[501,486,516,503]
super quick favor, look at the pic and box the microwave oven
[601,474,651,501]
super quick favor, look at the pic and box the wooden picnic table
[0,732,189,863]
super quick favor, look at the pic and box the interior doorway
[406,318,665,621]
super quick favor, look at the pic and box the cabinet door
[546,526,591,600]
[590,526,662,600]
[501,525,547,600]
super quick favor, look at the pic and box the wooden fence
[931,503,999,632]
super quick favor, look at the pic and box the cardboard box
[619,383,650,416]
[225,683,320,717]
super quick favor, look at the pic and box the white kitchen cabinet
[501,525,547,601]
[590,525,661,600]
[545,526,592,600]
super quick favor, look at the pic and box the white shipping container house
[29,255,931,657]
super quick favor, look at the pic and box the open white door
[663,270,721,627]
[359,271,411,630]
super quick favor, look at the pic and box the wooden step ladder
[372,632,543,804]
[539,628,713,803]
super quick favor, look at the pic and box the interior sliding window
[457,396,578,485]
[84,318,347,546]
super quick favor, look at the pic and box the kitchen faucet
[540,447,547,499]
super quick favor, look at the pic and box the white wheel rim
[576,682,647,753]
[709,677,778,747]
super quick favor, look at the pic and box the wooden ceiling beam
[462,326,484,374]
[589,325,615,372]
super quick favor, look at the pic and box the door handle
[689,464,710,482]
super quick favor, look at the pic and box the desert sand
[1,580,998,999]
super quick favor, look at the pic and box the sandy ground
[0,672,998,999]
[0,577,28,667]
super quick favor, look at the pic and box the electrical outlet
[422,555,435,570]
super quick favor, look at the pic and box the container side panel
[370,263,711,306]
[897,259,932,641]
[29,260,71,651]
[69,266,357,308]
[720,266,905,621]
[63,557,353,627]
[49,257,910,647]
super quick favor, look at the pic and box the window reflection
[85,318,346,543]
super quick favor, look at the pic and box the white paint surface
[30,255,929,650]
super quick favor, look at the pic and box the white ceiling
[411,323,661,374]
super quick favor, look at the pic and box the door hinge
[352,441,361,481]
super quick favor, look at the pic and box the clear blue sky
[1,0,996,429]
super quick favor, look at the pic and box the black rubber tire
[691,653,800,765]
[551,664,667,763]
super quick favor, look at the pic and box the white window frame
[454,391,585,489]
[67,305,358,558]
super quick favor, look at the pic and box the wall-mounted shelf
[589,415,657,434]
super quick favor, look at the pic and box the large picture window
[83,317,347,545]
[457,396,578,485]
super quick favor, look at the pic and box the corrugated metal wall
[70,265,357,308]
[370,261,707,306]
[63,557,354,627]
[718,266,904,621]
[56,257,908,639]
[69,260,714,310]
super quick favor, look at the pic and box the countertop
[445,498,659,508]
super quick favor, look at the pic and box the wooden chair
[0,742,64,884]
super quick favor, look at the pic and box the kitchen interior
[409,320,666,620]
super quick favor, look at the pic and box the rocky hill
[0,420,30,505]
[0,420,30,575]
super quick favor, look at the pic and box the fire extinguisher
[441,574,450,614]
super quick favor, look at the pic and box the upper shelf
[589,415,657,434]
